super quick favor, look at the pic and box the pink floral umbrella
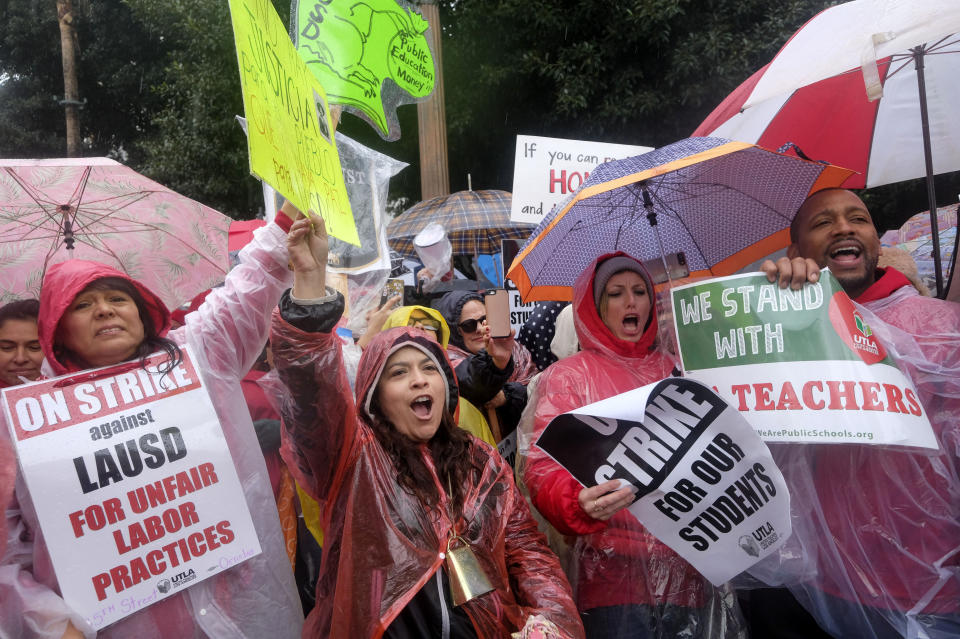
[881,206,957,293]
[0,158,231,310]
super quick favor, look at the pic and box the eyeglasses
[457,316,486,334]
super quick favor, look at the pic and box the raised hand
[484,326,514,371]
[288,213,329,299]
[357,295,402,350]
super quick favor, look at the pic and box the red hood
[38,260,171,375]
[573,252,659,360]
[855,266,912,304]
[355,326,460,425]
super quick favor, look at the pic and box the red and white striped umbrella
[694,0,960,295]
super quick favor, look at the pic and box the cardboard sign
[292,0,436,140]
[510,135,653,224]
[2,347,262,630]
[671,270,937,448]
[537,377,791,585]
[229,0,359,245]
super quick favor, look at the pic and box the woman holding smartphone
[519,252,745,639]
[435,291,537,439]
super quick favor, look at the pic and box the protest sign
[671,269,936,448]
[510,135,653,224]
[506,284,536,335]
[229,0,359,245]
[2,347,262,630]
[327,133,408,274]
[500,239,536,334]
[291,0,436,141]
[537,377,791,585]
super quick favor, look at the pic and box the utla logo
[828,293,887,365]
[750,521,780,550]
[172,568,197,588]
[853,312,872,338]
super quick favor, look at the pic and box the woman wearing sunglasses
[435,291,537,440]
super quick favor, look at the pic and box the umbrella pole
[913,45,945,297]
[642,184,680,359]
[641,186,675,288]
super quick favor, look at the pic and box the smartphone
[483,288,512,338]
[379,278,404,309]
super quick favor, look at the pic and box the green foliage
[0,0,955,234]
[123,0,293,218]
[0,0,170,160]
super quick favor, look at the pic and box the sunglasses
[457,316,486,334]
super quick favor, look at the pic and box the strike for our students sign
[670,269,936,449]
[536,377,791,586]
[1,347,261,631]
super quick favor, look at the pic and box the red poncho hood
[573,251,659,360]
[38,260,171,375]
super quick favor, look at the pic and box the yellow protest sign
[229,0,359,245]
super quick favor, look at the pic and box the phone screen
[380,278,404,308]
[484,289,512,338]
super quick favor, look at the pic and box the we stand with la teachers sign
[2,347,261,630]
[671,269,935,448]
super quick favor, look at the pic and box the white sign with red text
[510,135,653,223]
[2,346,261,630]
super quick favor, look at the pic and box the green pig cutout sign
[293,0,436,141]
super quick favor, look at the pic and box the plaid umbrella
[387,190,536,259]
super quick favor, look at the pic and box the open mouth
[411,395,434,419]
[828,243,863,265]
[96,326,123,336]
[622,315,640,333]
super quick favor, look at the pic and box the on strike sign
[2,346,262,630]
[537,377,791,585]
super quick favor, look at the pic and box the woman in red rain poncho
[519,253,746,639]
[0,211,303,639]
[271,216,584,638]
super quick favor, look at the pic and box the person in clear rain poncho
[518,252,746,639]
[759,188,960,639]
[0,208,303,639]
[270,214,584,638]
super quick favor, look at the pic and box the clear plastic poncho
[518,253,747,639]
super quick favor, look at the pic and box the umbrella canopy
[693,0,960,294]
[881,206,957,292]
[507,137,853,302]
[0,158,231,310]
[387,189,536,259]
